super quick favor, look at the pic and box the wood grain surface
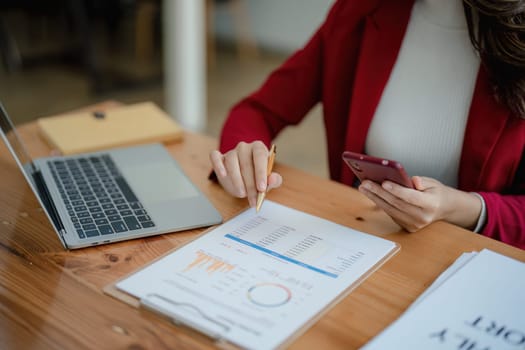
[0,103,523,350]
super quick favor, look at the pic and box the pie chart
[247,282,292,307]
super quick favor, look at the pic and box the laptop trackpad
[120,161,198,204]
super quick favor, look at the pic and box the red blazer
[219,0,525,249]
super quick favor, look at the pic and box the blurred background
[0,0,332,178]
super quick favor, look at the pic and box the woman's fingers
[209,150,226,177]
[252,141,271,192]
[209,142,283,206]
[223,150,246,197]
[359,180,433,231]
[237,142,259,206]
[267,172,283,191]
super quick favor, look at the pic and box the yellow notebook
[37,102,184,155]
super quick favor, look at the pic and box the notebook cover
[37,102,184,155]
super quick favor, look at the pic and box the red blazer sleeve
[219,1,346,153]
[479,157,525,249]
[480,193,525,249]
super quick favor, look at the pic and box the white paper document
[116,200,398,350]
[362,249,525,350]
[408,251,477,310]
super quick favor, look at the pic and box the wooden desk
[1,107,524,349]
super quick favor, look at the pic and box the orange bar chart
[184,251,235,274]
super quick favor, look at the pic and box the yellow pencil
[255,144,276,212]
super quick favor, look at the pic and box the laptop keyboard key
[123,216,141,230]
[92,212,105,219]
[141,221,155,228]
[85,229,99,237]
[111,221,127,233]
[99,225,114,235]
[95,218,109,225]
[82,224,96,231]
[137,215,151,222]
[130,202,142,210]
[108,215,121,222]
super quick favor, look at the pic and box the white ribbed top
[365,0,480,187]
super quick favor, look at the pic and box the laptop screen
[0,103,38,177]
[0,102,68,239]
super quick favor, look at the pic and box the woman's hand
[209,141,282,207]
[358,176,483,232]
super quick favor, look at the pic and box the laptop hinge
[32,169,68,247]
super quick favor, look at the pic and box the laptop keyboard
[49,155,155,239]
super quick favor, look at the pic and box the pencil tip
[255,193,264,212]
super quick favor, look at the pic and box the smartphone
[342,151,414,188]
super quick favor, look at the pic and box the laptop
[0,103,222,249]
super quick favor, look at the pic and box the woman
[209,0,525,249]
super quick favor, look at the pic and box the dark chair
[0,0,126,92]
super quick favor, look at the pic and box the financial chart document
[116,201,398,350]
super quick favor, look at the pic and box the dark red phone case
[342,151,413,188]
